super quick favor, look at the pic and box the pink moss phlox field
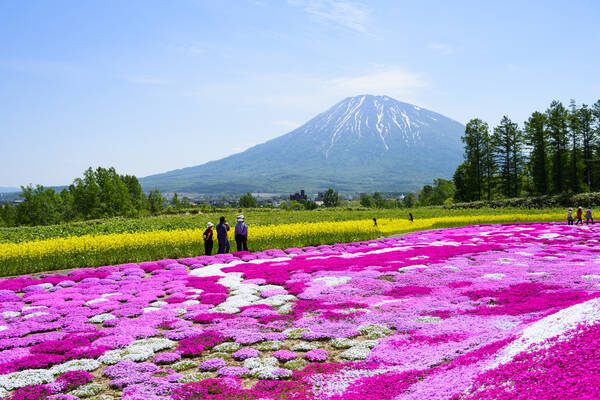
[1,222,600,399]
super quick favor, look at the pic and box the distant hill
[141,95,465,194]
[0,187,20,193]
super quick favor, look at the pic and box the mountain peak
[141,95,465,194]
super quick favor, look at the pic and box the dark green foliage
[7,167,152,226]
[451,98,600,204]
[360,195,374,208]
[524,112,549,195]
[418,179,455,206]
[239,192,259,208]
[493,116,523,198]
[403,193,417,208]
[323,188,340,208]
[546,100,569,193]
[148,189,165,215]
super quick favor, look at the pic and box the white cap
[207,222,214,227]
[237,215,245,221]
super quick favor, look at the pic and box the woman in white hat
[235,215,248,252]
[203,222,214,255]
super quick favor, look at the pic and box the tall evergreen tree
[461,119,491,201]
[523,111,549,195]
[576,104,596,191]
[546,101,569,193]
[493,116,523,198]
[567,100,584,193]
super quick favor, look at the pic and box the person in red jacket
[576,207,584,225]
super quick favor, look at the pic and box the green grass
[0,207,565,244]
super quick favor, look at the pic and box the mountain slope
[141,95,465,194]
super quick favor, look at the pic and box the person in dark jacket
[409,213,414,222]
[203,222,214,255]
[576,207,584,225]
[235,215,249,251]
[216,217,230,254]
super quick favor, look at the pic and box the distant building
[290,190,308,202]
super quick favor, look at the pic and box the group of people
[567,207,594,225]
[202,215,249,255]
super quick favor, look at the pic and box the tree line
[454,99,600,202]
[0,167,166,227]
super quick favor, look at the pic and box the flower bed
[0,222,599,399]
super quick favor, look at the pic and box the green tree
[493,116,523,198]
[577,103,596,191]
[16,185,64,226]
[453,163,470,202]
[171,192,180,208]
[148,189,165,214]
[403,193,417,208]
[360,194,374,208]
[323,188,339,207]
[546,100,569,193]
[567,100,584,193]
[239,192,258,208]
[461,119,493,201]
[524,111,549,195]
[372,192,386,208]
[0,202,17,227]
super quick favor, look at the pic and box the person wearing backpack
[235,215,249,252]
[216,216,230,254]
[567,208,574,225]
[585,207,594,225]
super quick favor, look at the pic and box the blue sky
[1,0,599,187]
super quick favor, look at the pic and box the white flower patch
[341,345,371,360]
[408,256,429,260]
[22,305,47,311]
[85,297,109,305]
[292,342,319,351]
[0,326,7,332]
[98,338,174,365]
[398,265,428,272]
[0,369,54,390]
[183,300,201,307]
[142,307,160,313]
[538,233,560,240]
[101,292,121,298]
[243,357,285,379]
[331,338,359,349]
[150,300,167,307]
[89,313,116,323]
[50,359,101,375]
[582,274,600,280]
[23,311,49,319]
[255,294,296,308]
[1,311,19,318]
[0,387,8,398]
[278,304,293,314]
[70,383,103,397]
[483,273,505,280]
[313,276,352,287]
[495,258,515,264]
[527,272,547,276]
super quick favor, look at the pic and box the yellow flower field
[0,213,563,276]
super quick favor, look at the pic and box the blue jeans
[217,239,230,254]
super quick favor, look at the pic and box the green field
[0,206,564,244]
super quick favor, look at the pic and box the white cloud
[327,67,429,98]
[428,42,454,55]
[289,0,370,32]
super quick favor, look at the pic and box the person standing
[216,216,230,254]
[576,207,584,225]
[567,208,574,225]
[585,207,594,224]
[409,213,414,222]
[235,215,249,251]
[203,222,214,255]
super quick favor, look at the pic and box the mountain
[141,95,465,194]
[0,187,20,193]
